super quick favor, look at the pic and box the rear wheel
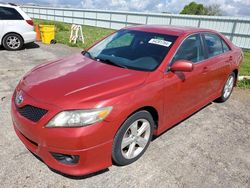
[112,111,154,166]
[3,33,23,51]
[216,72,235,102]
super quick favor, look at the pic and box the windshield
[85,29,178,71]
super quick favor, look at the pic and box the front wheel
[112,111,154,166]
[216,72,235,102]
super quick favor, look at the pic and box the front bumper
[13,124,112,176]
[11,92,118,176]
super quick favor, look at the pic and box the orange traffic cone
[35,24,41,41]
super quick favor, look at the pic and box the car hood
[19,54,148,108]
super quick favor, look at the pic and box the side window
[221,39,230,52]
[0,7,23,20]
[204,33,223,58]
[172,34,205,63]
[106,33,134,49]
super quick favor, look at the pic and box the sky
[9,0,250,16]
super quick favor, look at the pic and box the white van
[0,3,36,50]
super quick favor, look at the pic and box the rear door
[0,6,24,38]
[202,33,232,94]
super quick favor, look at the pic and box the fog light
[51,152,79,165]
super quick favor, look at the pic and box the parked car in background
[11,25,243,176]
[0,3,36,50]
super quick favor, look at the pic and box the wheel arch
[232,69,238,86]
[124,106,159,130]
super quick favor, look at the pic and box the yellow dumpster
[39,25,56,44]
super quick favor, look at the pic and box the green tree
[180,2,223,16]
[180,2,207,15]
[205,4,223,16]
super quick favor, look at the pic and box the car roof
[0,3,18,8]
[126,25,215,36]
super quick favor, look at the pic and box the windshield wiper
[97,58,128,69]
[81,50,95,60]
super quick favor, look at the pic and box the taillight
[26,20,34,26]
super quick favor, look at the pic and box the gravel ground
[0,43,249,188]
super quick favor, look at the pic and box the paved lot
[0,43,249,188]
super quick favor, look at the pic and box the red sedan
[11,25,243,176]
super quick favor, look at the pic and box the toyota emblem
[15,91,24,105]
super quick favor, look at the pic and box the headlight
[46,106,112,128]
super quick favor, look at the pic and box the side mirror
[171,60,194,72]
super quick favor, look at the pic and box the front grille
[16,105,48,122]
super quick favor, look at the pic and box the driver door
[162,33,211,130]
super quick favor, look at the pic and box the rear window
[204,33,223,58]
[0,7,23,20]
[221,39,230,52]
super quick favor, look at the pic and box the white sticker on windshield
[148,39,172,47]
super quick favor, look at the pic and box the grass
[237,79,250,89]
[34,19,115,49]
[238,50,250,88]
[240,50,250,76]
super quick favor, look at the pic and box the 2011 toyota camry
[11,25,243,176]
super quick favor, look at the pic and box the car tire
[216,72,235,102]
[112,110,154,166]
[3,33,24,51]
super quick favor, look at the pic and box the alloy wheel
[6,36,21,50]
[223,75,234,99]
[121,119,151,159]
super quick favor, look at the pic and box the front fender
[105,77,165,135]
